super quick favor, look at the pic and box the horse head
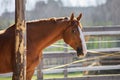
[63,13,87,57]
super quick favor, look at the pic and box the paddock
[0,26,120,80]
[32,25,120,80]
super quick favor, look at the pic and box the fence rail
[83,25,120,31]
[43,65,120,74]
[42,26,120,80]
[0,26,120,80]
[45,74,120,80]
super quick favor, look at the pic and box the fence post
[63,66,68,78]
[99,36,102,48]
[37,56,43,80]
[13,0,27,80]
[63,43,68,78]
[64,44,68,52]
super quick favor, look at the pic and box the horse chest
[0,53,12,73]
[27,54,41,70]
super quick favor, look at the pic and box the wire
[43,51,120,71]
[50,44,120,55]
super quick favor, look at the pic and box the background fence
[0,26,120,80]
[39,26,120,80]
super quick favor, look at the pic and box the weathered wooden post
[13,0,26,80]
[63,66,68,78]
[37,56,43,80]
[64,44,68,52]
[63,43,68,78]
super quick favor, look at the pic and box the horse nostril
[77,47,83,56]
[77,47,82,53]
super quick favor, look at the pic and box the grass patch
[68,72,83,77]
[0,77,11,80]
[0,72,83,80]
[44,73,64,79]
[44,72,83,79]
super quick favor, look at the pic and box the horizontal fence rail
[83,26,120,35]
[45,74,120,80]
[41,26,120,80]
[83,25,120,32]
[43,65,120,74]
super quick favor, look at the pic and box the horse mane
[27,17,69,24]
[2,17,70,34]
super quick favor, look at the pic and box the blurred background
[0,0,120,29]
[1,0,119,50]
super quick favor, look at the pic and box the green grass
[0,72,83,80]
[0,77,11,80]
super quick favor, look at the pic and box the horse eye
[72,30,76,33]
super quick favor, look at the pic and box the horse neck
[27,20,68,51]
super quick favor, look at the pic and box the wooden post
[64,56,68,78]
[63,66,68,78]
[37,56,43,80]
[13,0,26,80]
[64,44,68,52]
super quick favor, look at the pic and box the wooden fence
[45,74,120,80]
[36,26,120,80]
[0,26,120,80]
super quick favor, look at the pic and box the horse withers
[0,13,87,80]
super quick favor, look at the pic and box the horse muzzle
[77,47,86,57]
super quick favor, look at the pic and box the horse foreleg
[26,52,43,80]
[26,70,35,80]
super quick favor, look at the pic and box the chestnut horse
[0,13,87,80]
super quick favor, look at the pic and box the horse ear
[77,13,82,21]
[70,13,74,20]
